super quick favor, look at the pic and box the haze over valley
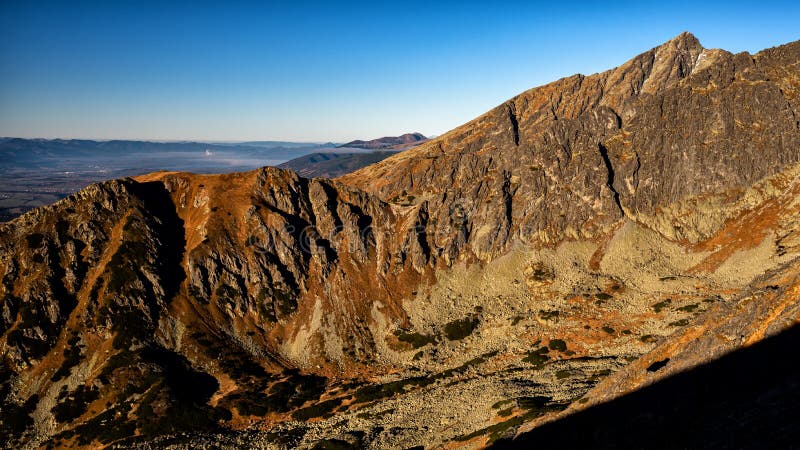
[0,138,403,222]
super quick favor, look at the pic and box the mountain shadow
[130,180,187,304]
[493,325,800,449]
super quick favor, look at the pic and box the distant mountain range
[278,151,400,178]
[0,138,337,222]
[277,132,430,178]
[338,132,427,149]
[0,138,330,167]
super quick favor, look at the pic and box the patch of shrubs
[652,299,672,313]
[444,316,479,340]
[523,346,550,368]
[676,303,699,313]
[395,330,436,348]
[353,376,434,403]
[538,310,560,321]
[548,339,567,352]
[224,370,328,417]
[291,397,344,420]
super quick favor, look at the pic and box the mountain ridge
[2,33,800,448]
[277,151,401,178]
[338,132,428,150]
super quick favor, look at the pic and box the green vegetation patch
[676,303,700,313]
[492,399,515,409]
[652,299,672,313]
[548,339,567,352]
[589,368,612,381]
[311,438,361,450]
[538,310,560,321]
[640,334,658,343]
[227,372,328,416]
[455,397,567,444]
[444,316,480,340]
[353,376,434,403]
[522,346,550,368]
[556,369,572,379]
[530,267,553,282]
[291,397,344,420]
[394,329,436,348]
[498,406,515,417]
[454,413,530,443]
[352,351,498,405]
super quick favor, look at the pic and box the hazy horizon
[2,1,800,142]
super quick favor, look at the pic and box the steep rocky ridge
[2,33,800,449]
[341,32,800,248]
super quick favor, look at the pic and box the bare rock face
[2,33,800,449]
[341,33,800,248]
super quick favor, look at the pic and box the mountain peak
[665,31,703,49]
[635,31,705,94]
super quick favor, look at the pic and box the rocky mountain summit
[2,33,800,449]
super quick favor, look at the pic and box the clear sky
[1,1,799,142]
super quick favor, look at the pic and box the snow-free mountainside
[2,33,800,449]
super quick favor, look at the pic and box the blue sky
[1,1,799,142]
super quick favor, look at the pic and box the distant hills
[0,138,335,222]
[0,137,329,168]
[0,137,416,222]
[338,132,427,149]
[278,151,398,178]
[278,132,428,178]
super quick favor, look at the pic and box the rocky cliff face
[2,33,800,449]
[342,33,800,248]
